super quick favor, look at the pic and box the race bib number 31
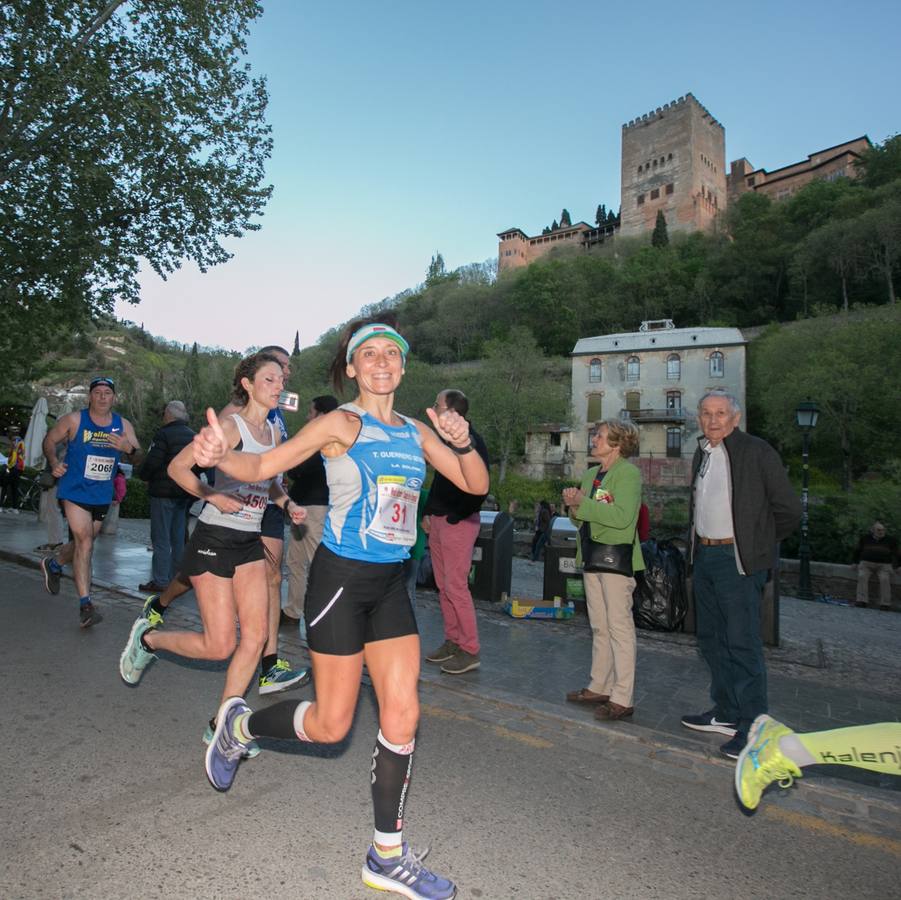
[367,476,418,546]
[84,454,115,481]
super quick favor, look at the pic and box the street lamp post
[795,400,819,601]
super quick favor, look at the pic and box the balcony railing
[620,408,687,423]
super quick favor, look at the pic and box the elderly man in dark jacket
[137,401,195,592]
[681,389,801,759]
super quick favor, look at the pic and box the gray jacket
[689,428,801,575]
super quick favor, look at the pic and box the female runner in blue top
[193,317,488,900]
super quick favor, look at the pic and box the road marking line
[764,806,901,857]
[421,703,553,748]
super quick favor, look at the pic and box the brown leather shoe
[594,702,634,721]
[566,687,610,705]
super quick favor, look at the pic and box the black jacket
[423,426,490,523]
[138,420,196,499]
[689,428,801,574]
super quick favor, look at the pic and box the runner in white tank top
[118,352,309,749]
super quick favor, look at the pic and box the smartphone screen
[278,391,299,412]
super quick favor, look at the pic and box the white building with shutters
[569,320,746,486]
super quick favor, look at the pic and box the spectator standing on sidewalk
[282,394,338,631]
[530,500,552,562]
[0,428,25,508]
[853,521,898,610]
[136,401,196,592]
[423,389,490,675]
[563,419,643,722]
[36,418,65,551]
[99,465,128,535]
[681,389,800,759]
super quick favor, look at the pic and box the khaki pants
[856,560,893,608]
[283,505,328,619]
[583,571,637,707]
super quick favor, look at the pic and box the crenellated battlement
[622,92,723,132]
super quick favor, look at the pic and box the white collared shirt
[695,441,734,539]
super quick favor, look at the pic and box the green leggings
[784,723,901,776]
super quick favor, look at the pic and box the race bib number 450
[84,454,115,481]
[367,476,419,546]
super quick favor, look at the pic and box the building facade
[619,94,726,238]
[727,137,871,205]
[570,320,746,486]
[497,219,618,274]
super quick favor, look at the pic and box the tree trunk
[841,273,849,313]
[498,455,508,483]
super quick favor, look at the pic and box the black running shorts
[305,545,418,656]
[260,502,286,540]
[181,521,265,579]
[59,498,109,522]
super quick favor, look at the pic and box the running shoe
[425,640,458,664]
[119,617,155,683]
[79,602,102,628]
[680,709,737,737]
[205,696,252,792]
[40,556,61,595]
[203,720,260,759]
[258,658,310,695]
[362,843,456,899]
[735,714,802,811]
[141,594,165,629]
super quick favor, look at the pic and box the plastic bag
[632,539,688,632]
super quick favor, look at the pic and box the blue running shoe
[362,843,456,899]
[141,595,164,629]
[205,696,252,792]
[203,720,260,759]
[119,617,155,684]
[259,658,311,695]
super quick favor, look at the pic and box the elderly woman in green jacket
[562,419,644,721]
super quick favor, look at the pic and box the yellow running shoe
[735,714,803,811]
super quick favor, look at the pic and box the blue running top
[57,408,124,505]
[268,406,289,442]
[322,403,425,563]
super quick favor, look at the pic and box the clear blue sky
[117,0,901,353]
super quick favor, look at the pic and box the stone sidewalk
[3,509,899,830]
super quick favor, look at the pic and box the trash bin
[543,518,584,607]
[470,510,513,603]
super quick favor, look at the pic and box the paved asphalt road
[1,560,899,899]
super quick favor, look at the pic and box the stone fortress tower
[619,93,726,238]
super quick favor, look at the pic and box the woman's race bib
[366,475,419,546]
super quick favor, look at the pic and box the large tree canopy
[0,0,272,386]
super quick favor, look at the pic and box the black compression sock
[371,730,415,839]
[247,700,306,740]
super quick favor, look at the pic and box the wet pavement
[2,508,899,830]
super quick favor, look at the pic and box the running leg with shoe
[735,717,901,811]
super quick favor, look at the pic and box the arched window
[709,351,725,378]
[626,356,640,381]
[666,353,681,380]
[587,393,603,422]
[589,358,602,383]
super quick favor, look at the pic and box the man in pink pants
[422,390,490,675]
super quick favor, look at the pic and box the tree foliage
[651,209,669,247]
[0,0,272,389]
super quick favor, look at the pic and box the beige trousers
[856,560,893,608]
[583,571,637,707]
[283,504,328,619]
